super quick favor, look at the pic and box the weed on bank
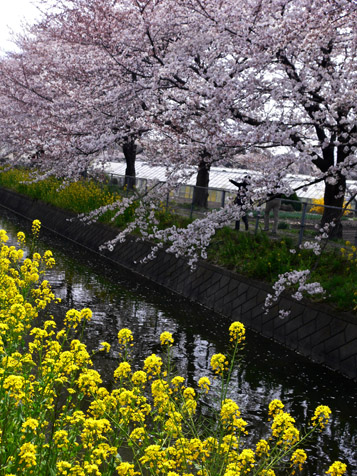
[207,229,357,312]
[0,220,348,475]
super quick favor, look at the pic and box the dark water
[1,209,356,475]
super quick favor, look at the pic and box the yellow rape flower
[326,461,347,476]
[224,467,240,476]
[64,307,93,329]
[229,321,246,344]
[198,376,211,393]
[81,418,111,449]
[83,462,101,475]
[237,449,255,471]
[220,399,247,433]
[57,461,72,474]
[44,250,55,268]
[143,354,162,378]
[271,411,297,443]
[184,398,197,416]
[0,229,9,242]
[164,411,183,437]
[76,369,102,396]
[31,219,41,237]
[160,331,174,346]
[33,252,41,262]
[210,353,229,375]
[118,328,134,346]
[291,449,307,474]
[282,425,300,447]
[21,418,39,432]
[171,376,185,391]
[131,370,147,387]
[3,375,25,403]
[256,439,270,457]
[99,341,111,353]
[53,430,70,448]
[116,462,140,476]
[19,442,37,468]
[140,444,167,470]
[64,309,81,329]
[130,427,146,445]
[114,362,131,379]
[17,231,26,244]
[311,405,332,430]
[268,399,284,419]
[183,387,196,400]
[80,307,93,322]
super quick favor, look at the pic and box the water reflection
[0,210,356,475]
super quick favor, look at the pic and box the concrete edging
[0,187,356,380]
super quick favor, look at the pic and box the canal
[1,209,356,475]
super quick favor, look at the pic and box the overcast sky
[0,1,41,54]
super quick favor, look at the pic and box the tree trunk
[192,160,210,208]
[321,173,346,238]
[122,140,137,190]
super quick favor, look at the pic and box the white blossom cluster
[265,270,325,314]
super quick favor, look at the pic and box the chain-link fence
[107,172,357,246]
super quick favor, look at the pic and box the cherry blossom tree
[0,1,152,185]
[222,0,357,236]
[136,0,357,231]
[0,0,356,250]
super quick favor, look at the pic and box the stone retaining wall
[0,187,356,380]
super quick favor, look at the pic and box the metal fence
[107,172,357,246]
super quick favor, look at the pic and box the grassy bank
[0,168,355,313]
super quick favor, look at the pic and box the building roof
[104,160,357,201]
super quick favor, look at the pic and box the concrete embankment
[0,186,356,380]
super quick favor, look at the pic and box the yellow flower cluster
[326,461,348,476]
[198,376,211,394]
[268,399,285,419]
[271,411,299,447]
[311,198,353,216]
[220,399,247,434]
[0,224,347,476]
[229,321,246,344]
[58,180,120,214]
[143,353,163,378]
[256,439,270,457]
[160,331,174,347]
[64,308,93,330]
[210,353,229,375]
[311,405,332,430]
[290,449,307,474]
[31,219,41,238]
[118,328,134,347]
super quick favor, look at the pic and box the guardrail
[107,172,357,246]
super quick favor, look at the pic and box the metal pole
[298,202,308,246]
[354,201,357,247]
[254,209,261,234]
[166,191,170,209]
[190,187,195,219]
[190,201,194,219]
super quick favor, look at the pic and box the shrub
[310,197,353,216]
[281,192,302,212]
[278,221,289,230]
